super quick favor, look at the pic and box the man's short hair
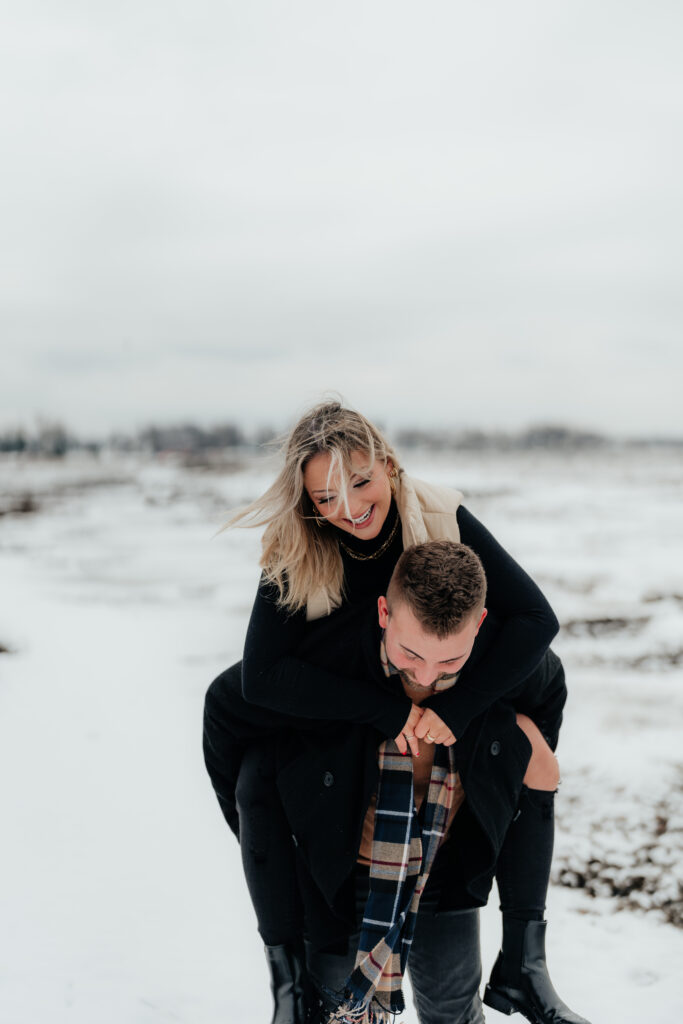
[386,541,487,637]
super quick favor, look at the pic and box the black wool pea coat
[203,599,567,948]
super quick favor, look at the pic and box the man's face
[378,595,486,698]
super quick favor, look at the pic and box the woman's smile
[345,504,376,529]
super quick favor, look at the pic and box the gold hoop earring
[314,514,326,528]
[388,466,398,497]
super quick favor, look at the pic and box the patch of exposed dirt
[570,649,683,671]
[554,768,683,928]
[562,616,650,638]
[642,591,683,606]
[0,494,40,517]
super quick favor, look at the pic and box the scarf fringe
[324,987,403,1024]
[326,998,400,1024]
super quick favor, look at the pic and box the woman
[205,399,584,1024]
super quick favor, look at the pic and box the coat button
[323,771,334,787]
[490,741,501,756]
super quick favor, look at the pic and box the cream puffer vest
[306,473,463,621]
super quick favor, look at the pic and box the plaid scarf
[326,643,458,1024]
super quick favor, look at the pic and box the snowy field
[1,445,682,1023]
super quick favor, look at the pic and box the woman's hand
[394,705,424,756]
[414,709,456,747]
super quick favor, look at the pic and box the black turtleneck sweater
[241,502,559,740]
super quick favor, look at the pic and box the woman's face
[303,450,394,539]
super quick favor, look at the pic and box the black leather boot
[483,919,592,1024]
[265,941,312,1024]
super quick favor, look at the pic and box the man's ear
[475,608,488,633]
[378,595,389,628]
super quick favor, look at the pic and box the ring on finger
[426,732,436,742]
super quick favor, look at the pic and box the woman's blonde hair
[226,398,400,612]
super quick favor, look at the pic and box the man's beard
[398,668,459,694]
[398,670,437,694]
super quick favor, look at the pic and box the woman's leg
[484,714,591,1024]
[494,714,559,922]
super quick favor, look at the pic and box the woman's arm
[423,506,559,738]
[241,577,412,737]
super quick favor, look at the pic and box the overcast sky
[2,1,682,437]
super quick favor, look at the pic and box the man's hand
[394,705,424,756]
[414,709,456,747]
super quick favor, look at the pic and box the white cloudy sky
[2,1,682,437]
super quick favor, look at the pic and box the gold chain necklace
[339,511,401,561]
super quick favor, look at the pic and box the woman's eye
[317,497,331,506]
[353,478,370,489]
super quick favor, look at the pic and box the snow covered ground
[1,446,682,1022]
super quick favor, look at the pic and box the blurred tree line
[1,419,680,458]
[0,420,268,457]
[394,425,609,451]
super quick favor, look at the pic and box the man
[204,542,583,1024]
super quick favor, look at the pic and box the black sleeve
[241,576,412,738]
[423,506,559,738]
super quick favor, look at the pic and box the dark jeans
[305,867,484,1024]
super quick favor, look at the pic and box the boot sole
[483,984,542,1024]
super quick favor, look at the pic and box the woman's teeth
[351,506,373,525]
